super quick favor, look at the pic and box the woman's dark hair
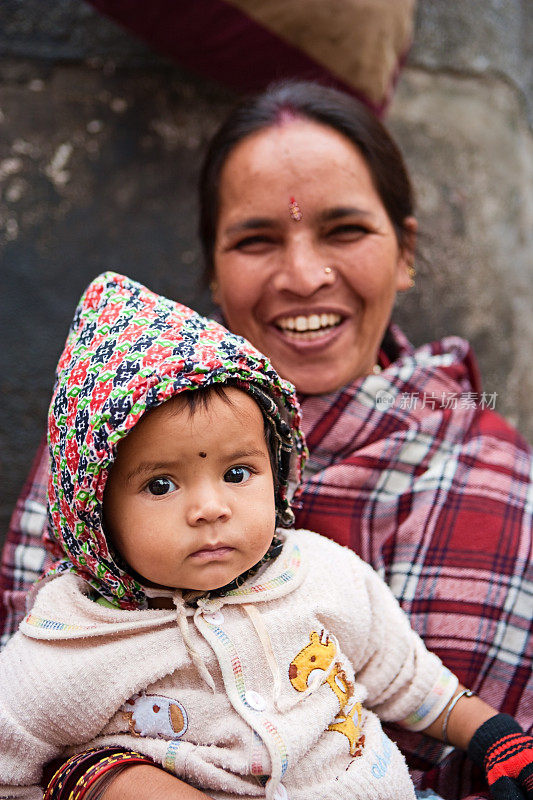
[199,79,415,282]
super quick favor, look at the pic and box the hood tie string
[173,592,216,693]
[243,603,282,703]
[242,603,339,712]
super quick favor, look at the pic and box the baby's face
[104,388,277,592]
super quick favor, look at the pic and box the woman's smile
[275,311,343,334]
[269,311,349,350]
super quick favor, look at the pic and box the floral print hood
[46,272,305,609]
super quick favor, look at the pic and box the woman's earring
[209,279,219,302]
[407,263,416,288]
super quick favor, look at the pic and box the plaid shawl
[296,325,532,797]
[1,324,531,798]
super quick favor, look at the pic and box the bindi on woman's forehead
[289,197,303,222]
[198,452,207,458]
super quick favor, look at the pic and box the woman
[2,81,531,800]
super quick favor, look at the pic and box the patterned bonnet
[46,272,305,609]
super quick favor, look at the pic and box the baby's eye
[224,466,251,484]
[146,477,177,496]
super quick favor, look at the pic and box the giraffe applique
[288,630,365,757]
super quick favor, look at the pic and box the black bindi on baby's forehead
[198,452,207,458]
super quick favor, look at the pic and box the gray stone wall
[1,1,531,543]
[390,0,532,437]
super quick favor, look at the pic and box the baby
[0,273,531,800]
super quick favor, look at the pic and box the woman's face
[213,119,416,395]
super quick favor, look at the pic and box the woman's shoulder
[301,324,531,457]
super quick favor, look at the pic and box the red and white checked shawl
[296,325,532,797]
[1,325,532,798]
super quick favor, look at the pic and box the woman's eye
[224,466,252,484]
[328,224,368,239]
[146,477,177,496]
[234,235,273,251]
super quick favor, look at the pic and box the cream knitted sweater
[0,530,457,800]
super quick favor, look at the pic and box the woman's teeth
[277,313,342,333]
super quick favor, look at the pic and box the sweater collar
[21,533,305,640]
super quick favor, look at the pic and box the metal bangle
[442,689,476,745]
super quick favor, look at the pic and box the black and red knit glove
[468,714,533,800]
